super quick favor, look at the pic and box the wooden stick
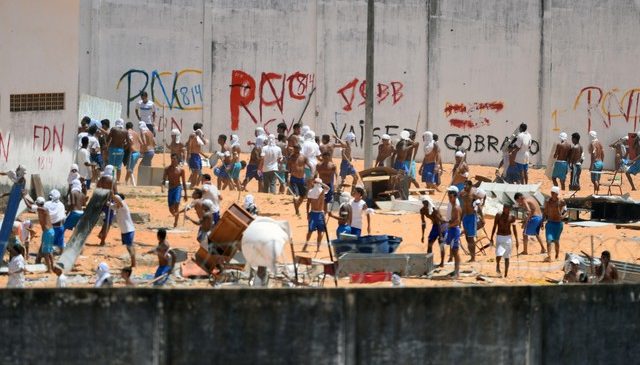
[289,238,300,285]
[323,221,338,287]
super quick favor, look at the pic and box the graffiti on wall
[117,68,203,118]
[336,79,404,112]
[444,101,505,129]
[229,70,315,131]
[0,131,10,162]
[572,86,640,132]
[443,133,539,156]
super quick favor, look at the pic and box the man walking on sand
[514,123,531,184]
[135,91,157,136]
[163,153,188,228]
[287,144,311,215]
[490,204,516,277]
[514,192,545,255]
[445,186,462,279]
[589,131,604,194]
[420,197,446,267]
[110,193,136,268]
[302,178,330,252]
[551,132,571,190]
[543,186,566,262]
[187,123,208,188]
[106,119,129,182]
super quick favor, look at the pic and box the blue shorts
[337,224,352,238]
[422,162,436,183]
[64,210,83,231]
[308,211,326,232]
[351,227,362,238]
[128,151,140,172]
[290,176,306,197]
[325,183,334,204]
[90,153,104,169]
[394,160,410,174]
[85,179,91,190]
[505,165,520,183]
[214,165,230,179]
[427,223,441,242]
[189,153,202,172]
[168,185,182,206]
[462,213,477,237]
[213,211,220,225]
[141,150,155,166]
[121,231,134,246]
[445,226,461,249]
[41,228,55,254]
[516,163,528,173]
[628,159,640,175]
[409,160,417,179]
[525,215,543,236]
[245,164,262,180]
[154,265,171,286]
[103,205,115,225]
[454,182,465,194]
[591,160,603,182]
[340,159,356,178]
[109,147,125,170]
[545,221,564,243]
[304,167,312,180]
[53,225,65,248]
[552,160,568,179]
[230,162,242,180]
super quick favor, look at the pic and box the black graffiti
[329,121,400,147]
[445,134,539,155]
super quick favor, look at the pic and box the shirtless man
[153,229,175,286]
[320,134,336,158]
[375,134,395,167]
[460,180,480,262]
[163,153,188,228]
[97,165,117,246]
[276,134,289,194]
[23,195,54,272]
[287,123,302,153]
[98,119,110,166]
[563,257,585,283]
[334,133,358,187]
[568,132,583,191]
[543,186,566,262]
[420,131,442,189]
[186,198,214,250]
[393,130,415,174]
[125,122,142,186]
[302,178,330,252]
[106,119,129,182]
[63,179,86,232]
[287,144,312,216]
[139,121,156,167]
[420,197,447,267]
[186,123,208,187]
[490,204,516,277]
[445,186,462,279]
[316,150,338,213]
[214,134,232,190]
[242,135,265,192]
[513,192,545,255]
[451,151,468,193]
[588,131,605,194]
[229,134,243,191]
[595,250,618,283]
[405,130,421,188]
[551,132,572,190]
[166,129,186,164]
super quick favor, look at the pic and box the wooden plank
[30,174,44,199]
[0,181,26,258]
[362,175,390,182]
[337,253,433,277]
[615,222,640,230]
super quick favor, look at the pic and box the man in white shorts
[490,204,516,277]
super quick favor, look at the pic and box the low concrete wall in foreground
[0,285,638,364]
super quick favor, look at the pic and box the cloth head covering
[447,185,459,194]
[16,165,26,179]
[49,189,61,202]
[589,131,597,140]
[114,118,124,128]
[102,165,114,177]
[455,151,465,158]
[171,128,181,138]
[345,132,356,142]
[301,125,310,136]
[244,195,255,209]
[304,131,315,141]
[35,197,46,205]
[550,186,560,195]
[476,188,486,199]
[255,127,265,137]
[570,257,580,265]
[381,134,390,140]
[255,135,266,148]
[420,196,434,215]
[268,134,276,146]
[70,164,79,171]
[138,121,149,131]
[95,262,111,288]
[559,132,568,141]
[202,199,214,211]
[71,179,83,193]
[423,131,434,154]
[400,130,411,141]
[231,134,240,147]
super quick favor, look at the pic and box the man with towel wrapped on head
[45,189,66,252]
[64,179,85,231]
[301,130,321,180]
[420,131,442,190]
[187,123,208,187]
[393,130,415,174]
[107,118,129,181]
[589,131,604,194]
[334,132,358,187]
[302,178,330,252]
[543,186,566,262]
[139,121,156,167]
[451,151,468,193]
[375,134,395,167]
[229,134,243,191]
[551,132,571,190]
[166,128,186,164]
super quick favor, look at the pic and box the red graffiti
[157,116,183,134]
[33,124,64,152]
[444,101,504,129]
[36,155,54,170]
[0,131,10,162]
[573,86,640,132]
[229,70,314,131]
[337,79,405,112]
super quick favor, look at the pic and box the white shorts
[496,235,512,259]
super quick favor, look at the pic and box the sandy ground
[2,152,639,288]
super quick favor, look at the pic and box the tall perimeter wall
[80,0,640,167]
[0,286,638,364]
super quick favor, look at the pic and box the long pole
[364,0,375,169]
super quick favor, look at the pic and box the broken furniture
[360,166,409,202]
[336,253,434,278]
[566,195,640,222]
[331,235,402,256]
[478,182,544,218]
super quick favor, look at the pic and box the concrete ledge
[0,285,638,364]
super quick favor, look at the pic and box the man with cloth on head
[451,151,468,193]
[139,121,156,167]
[106,118,129,182]
[514,192,545,255]
[589,131,605,194]
[551,132,571,190]
[45,189,66,252]
[301,130,321,180]
[375,134,395,167]
[393,130,414,174]
[187,123,208,187]
[23,195,54,272]
[229,134,243,191]
[261,134,283,195]
[420,131,442,190]
[64,179,85,231]
[334,132,358,187]
[166,128,186,164]
[302,178,330,252]
[543,186,566,262]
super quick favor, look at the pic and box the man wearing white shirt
[76,136,93,190]
[514,123,532,184]
[261,134,283,194]
[201,173,222,225]
[135,91,157,136]
[301,130,321,179]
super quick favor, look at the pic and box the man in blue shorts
[112,193,136,268]
[420,196,447,267]
[163,153,188,228]
[551,132,571,190]
[106,118,129,182]
[302,179,329,252]
[445,186,462,279]
[393,130,415,174]
[154,229,175,286]
[514,192,545,255]
[543,186,566,262]
[186,123,208,187]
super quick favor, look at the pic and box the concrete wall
[72,0,640,167]
[0,285,639,364]
[0,0,80,189]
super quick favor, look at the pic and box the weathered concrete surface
[0,285,638,364]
